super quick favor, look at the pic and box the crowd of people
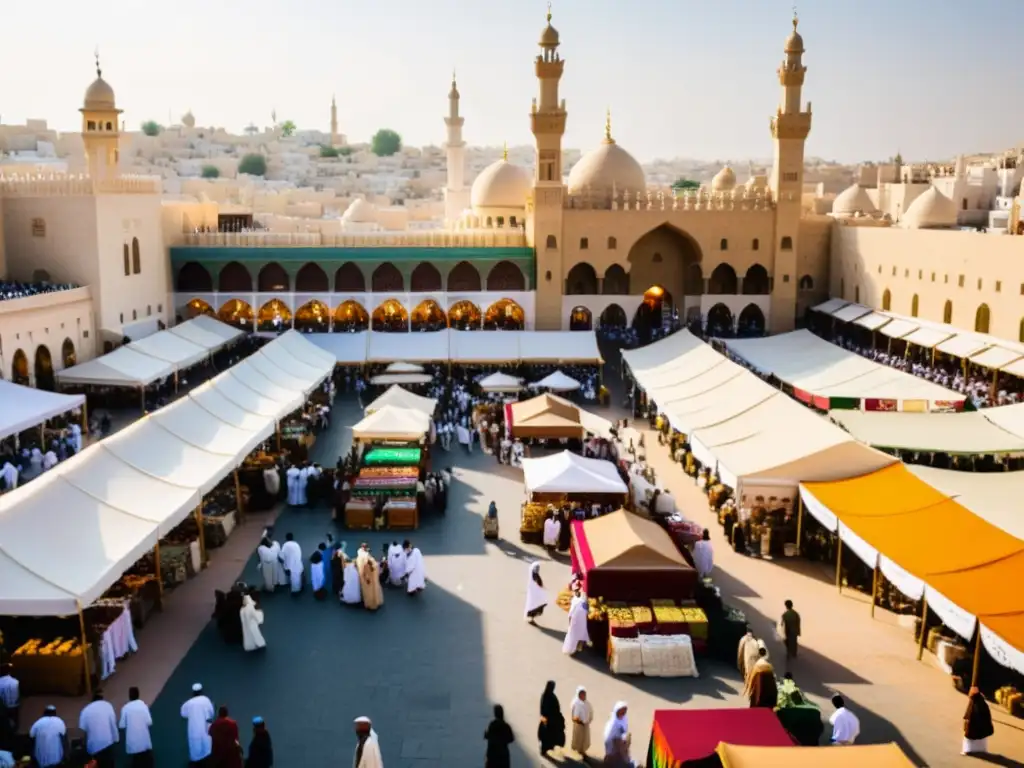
[0,281,79,303]
[0,417,84,492]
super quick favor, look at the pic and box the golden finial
[792,6,799,30]
[502,142,509,161]
[604,108,614,144]
[546,1,552,23]
[94,47,102,78]
[452,68,457,85]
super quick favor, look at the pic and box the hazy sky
[4,0,1021,163]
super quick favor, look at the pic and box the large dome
[831,184,878,218]
[567,140,646,197]
[711,166,737,192]
[470,158,530,210]
[342,198,377,224]
[84,76,116,111]
[903,186,957,229]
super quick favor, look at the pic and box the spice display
[363,447,422,466]
[14,638,83,657]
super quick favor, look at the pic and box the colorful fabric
[901,399,928,413]
[933,400,964,413]
[792,388,813,405]
[811,395,831,411]
[353,476,416,490]
[363,447,421,466]
[829,397,860,410]
[865,398,897,412]
[646,708,792,767]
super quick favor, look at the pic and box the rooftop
[0,280,81,303]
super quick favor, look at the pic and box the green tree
[140,121,162,137]
[280,120,296,137]
[201,165,220,179]
[319,145,339,158]
[238,153,267,176]
[371,128,402,157]
[337,146,354,157]
[672,177,700,191]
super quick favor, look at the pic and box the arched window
[943,300,953,324]
[911,294,919,317]
[840,278,845,299]
[486,216,493,228]
[123,244,130,276]
[975,304,991,334]
[798,275,813,291]
[1019,318,1024,343]
[579,237,589,250]
[131,237,141,274]
[752,238,759,251]
[855,285,860,303]
[496,216,504,227]
[720,238,728,251]
[546,234,557,249]
[780,236,793,251]
[509,216,518,227]
[607,236,617,250]
[882,288,891,311]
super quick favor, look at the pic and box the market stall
[479,372,524,393]
[384,361,424,373]
[364,385,437,417]
[714,743,916,767]
[507,394,611,441]
[646,708,793,767]
[0,380,85,442]
[352,406,431,442]
[529,370,581,392]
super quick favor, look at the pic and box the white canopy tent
[479,372,523,392]
[364,384,437,416]
[831,303,872,323]
[518,331,601,362]
[368,331,449,363]
[811,298,849,315]
[830,409,1024,454]
[521,451,628,495]
[352,405,431,441]
[56,346,175,387]
[370,373,433,386]
[448,330,520,363]
[257,341,333,388]
[127,332,209,371]
[385,362,425,373]
[0,381,85,441]
[980,402,1024,440]
[622,330,705,378]
[167,316,243,349]
[530,370,581,392]
[301,331,369,364]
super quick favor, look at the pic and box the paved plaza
[31,383,1023,766]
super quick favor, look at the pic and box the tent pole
[795,495,804,556]
[154,540,164,609]
[970,629,983,689]
[39,422,45,447]
[233,469,245,524]
[174,371,179,393]
[991,369,998,404]
[916,598,929,660]
[140,385,146,415]
[81,400,89,437]
[195,502,207,566]
[76,600,92,697]
[275,422,282,453]
[870,564,879,618]
[835,535,843,593]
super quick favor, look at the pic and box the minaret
[330,95,339,147]
[80,52,122,181]
[444,71,469,223]
[528,3,568,331]
[768,11,812,333]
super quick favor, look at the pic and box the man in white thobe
[70,422,83,453]
[403,541,426,594]
[542,513,561,549]
[240,594,266,652]
[0,664,19,730]
[829,695,861,745]
[41,448,59,472]
[562,588,591,655]
[118,687,153,766]
[0,461,18,492]
[353,716,384,768]
[279,533,304,593]
[341,558,363,605]
[387,542,407,586]
[29,705,66,768]
[263,466,281,497]
[692,529,714,579]
[256,538,279,592]
[180,683,214,763]
[296,464,310,506]
[79,691,119,766]
[285,464,302,506]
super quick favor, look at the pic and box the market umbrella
[529,370,581,392]
[479,372,523,393]
[385,361,425,374]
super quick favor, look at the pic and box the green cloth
[776,678,823,746]
[363,447,422,466]
[829,397,860,410]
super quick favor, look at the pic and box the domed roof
[470,158,530,210]
[832,184,878,218]
[903,186,958,229]
[785,16,804,53]
[342,198,377,223]
[711,166,737,192]
[539,8,559,47]
[567,138,646,197]
[84,76,117,111]
[182,110,196,128]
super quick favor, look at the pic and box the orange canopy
[803,463,1024,654]
[718,742,915,768]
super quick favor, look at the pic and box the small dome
[711,166,736,192]
[746,174,768,191]
[182,110,196,128]
[470,159,530,210]
[903,186,958,229]
[342,198,377,223]
[567,141,646,197]
[832,184,878,218]
[540,12,560,48]
[785,17,804,53]
[84,76,116,110]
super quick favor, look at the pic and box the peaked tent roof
[521,450,627,494]
[716,742,915,768]
[580,509,688,569]
[351,405,431,441]
[479,372,523,392]
[0,381,85,441]
[364,384,437,416]
[530,370,581,391]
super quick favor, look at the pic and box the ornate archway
[34,345,55,391]
[706,303,734,336]
[411,299,447,331]
[257,262,289,292]
[569,306,593,331]
[11,349,29,385]
[566,263,598,295]
[447,261,482,292]
[626,223,703,300]
[602,264,629,294]
[186,298,215,318]
[61,338,77,368]
[218,299,254,329]
[449,300,482,330]
[599,304,627,328]
[333,300,369,332]
[294,300,330,332]
[218,261,253,292]
[486,261,526,291]
[632,286,672,334]
[334,262,366,292]
[410,263,442,293]
[295,263,329,292]
[684,263,704,295]
[177,261,213,292]
[737,304,766,336]
[371,263,404,293]
[484,299,525,330]
[256,299,292,332]
[742,264,770,295]
[372,299,409,332]
[708,263,738,294]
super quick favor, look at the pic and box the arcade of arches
[484,299,525,331]
[411,299,447,331]
[372,299,409,332]
[626,224,703,300]
[62,339,77,369]
[294,300,331,332]
[449,300,482,330]
[257,299,292,332]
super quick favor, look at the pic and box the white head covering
[354,716,371,725]
[530,561,541,575]
[575,685,586,698]
[604,701,629,741]
[192,683,203,693]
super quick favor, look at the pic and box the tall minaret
[80,52,122,181]
[330,95,339,147]
[444,71,469,223]
[768,11,812,333]
[528,3,568,331]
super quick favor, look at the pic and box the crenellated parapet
[180,229,528,248]
[564,185,774,212]
[0,173,161,196]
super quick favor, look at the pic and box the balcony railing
[179,230,529,248]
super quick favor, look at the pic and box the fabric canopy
[518,331,601,362]
[647,709,793,766]
[368,331,449,363]
[970,345,1024,371]
[479,372,523,392]
[364,384,437,416]
[302,331,369,364]
[812,298,848,315]
[509,394,584,439]
[908,465,1024,542]
[831,303,871,323]
[369,373,433,385]
[167,315,243,348]
[521,451,627,495]
[979,402,1024,441]
[530,370,581,391]
[351,406,430,441]
[716,743,916,768]
[578,510,687,569]
[56,346,174,387]
[448,330,519,362]
[801,463,1024,673]
[384,361,424,373]
[830,409,1024,454]
[127,332,209,370]
[0,381,85,441]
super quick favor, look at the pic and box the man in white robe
[542,513,561,549]
[279,533,304,593]
[562,588,591,655]
[70,422,83,453]
[240,594,266,651]
[403,540,426,594]
[179,684,214,764]
[387,542,407,586]
[296,464,310,506]
[285,465,302,506]
[263,466,281,497]
[524,561,548,623]
[341,558,363,605]
[29,706,66,768]
[257,538,279,592]
[0,460,18,492]
[692,529,714,579]
[41,448,58,472]
[118,687,153,764]
[353,717,384,768]
[79,691,119,764]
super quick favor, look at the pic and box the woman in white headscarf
[570,686,593,758]
[524,562,548,624]
[562,586,591,655]
[603,701,632,767]
[341,556,363,606]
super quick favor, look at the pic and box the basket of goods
[587,597,607,621]
[679,606,709,652]
[652,602,687,635]
[607,604,638,639]
[996,687,1023,717]
[631,605,655,635]
[353,467,418,494]
[14,637,91,696]
[519,503,546,544]
[608,636,643,675]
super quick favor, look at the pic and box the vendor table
[13,644,95,696]
[97,601,138,680]
[384,498,419,529]
[345,500,375,529]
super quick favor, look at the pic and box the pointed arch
[295,263,329,292]
[410,262,442,293]
[742,264,770,295]
[176,262,213,292]
[257,262,289,292]
[911,294,920,318]
[484,299,525,330]
[569,306,593,331]
[294,300,331,332]
[798,274,814,291]
[975,303,991,334]
[685,263,704,295]
[11,349,29,385]
[333,300,369,332]
[602,264,629,295]
[186,298,214,318]
[371,299,409,332]
[257,298,292,331]
[61,338,77,368]
[34,345,55,391]
[706,303,734,335]
[599,304,627,328]
[411,299,447,331]
[708,263,738,295]
[131,237,141,274]
[566,263,598,295]
[486,261,526,291]
[943,299,953,324]
[449,300,482,330]
[447,261,482,292]
[218,299,254,329]
[218,261,253,292]
[882,288,892,311]
[626,222,703,303]
[371,263,404,293]
[737,304,766,336]
[334,262,366,292]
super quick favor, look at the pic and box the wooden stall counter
[385,498,419,529]
[345,500,375,530]
[12,641,95,696]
